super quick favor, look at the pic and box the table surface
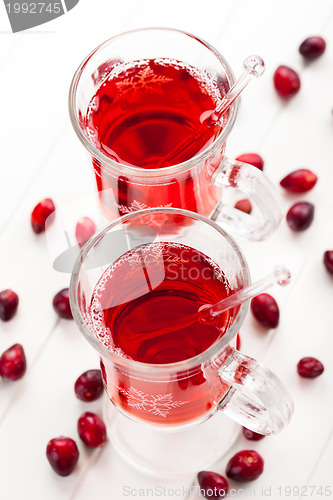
[1,0,333,498]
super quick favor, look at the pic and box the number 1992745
[5,3,62,14]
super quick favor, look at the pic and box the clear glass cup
[69,28,282,241]
[70,208,293,474]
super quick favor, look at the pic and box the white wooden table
[1,0,333,498]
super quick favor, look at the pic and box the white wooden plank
[306,427,333,494]
[0,0,145,235]
[0,319,101,500]
[225,0,333,156]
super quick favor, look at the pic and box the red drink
[85,59,228,220]
[87,59,222,169]
[89,242,237,426]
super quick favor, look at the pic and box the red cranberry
[286,202,314,231]
[177,369,206,390]
[226,450,264,482]
[197,471,229,498]
[77,412,107,448]
[234,199,252,214]
[0,343,26,381]
[297,357,324,378]
[299,36,326,60]
[0,289,19,321]
[75,369,104,402]
[280,169,317,193]
[242,427,265,441]
[75,217,96,248]
[46,437,79,476]
[53,288,73,319]
[235,153,264,171]
[273,66,301,98]
[324,251,333,274]
[31,198,55,234]
[251,293,279,328]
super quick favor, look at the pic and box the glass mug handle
[218,348,294,434]
[212,157,283,241]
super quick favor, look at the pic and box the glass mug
[69,28,282,241]
[70,208,293,474]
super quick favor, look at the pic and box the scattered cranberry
[197,471,229,498]
[31,198,55,234]
[280,169,317,193]
[77,412,107,448]
[0,343,26,381]
[53,288,73,319]
[299,36,326,60]
[0,289,19,321]
[286,202,314,231]
[273,66,301,99]
[236,333,241,350]
[242,427,265,441]
[234,199,252,214]
[235,153,264,171]
[226,450,264,482]
[297,357,324,378]
[251,293,279,328]
[324,251,333,274]
[75,370,104,402]
[46,437,79,476]
[75,217,96,248]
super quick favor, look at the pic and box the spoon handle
[199,266,291,322]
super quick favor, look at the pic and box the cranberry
[234,199,252,214]
[197,471,229,498]
[251,293,279,328]
[297,357,324,378]
[324,251,333,274]
[299,36,326,60]
[0,289,19,321]
[242,427,265,441]
[235,153,264,171]
[46,437,79,476]
[280,169,317,193]
[53,288,73,319]
[273,66,301,98]
[177,369,206,390]
[286,202,314,231]
[226,450,264,482]
[31,198,55,234]
[74,369,104,402]
[0,343,26,381]
[77,412,107,448]
[75,216,96,248]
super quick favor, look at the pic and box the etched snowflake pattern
[118,386,187,418]
[115,67,172,95]
[118,200,173,215]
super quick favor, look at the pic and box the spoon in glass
[201,54,265,128]
[198,265,290,324]
[131,266,291,340]
[157,55,265,168]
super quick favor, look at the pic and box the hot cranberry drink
[85,59,228,220]
[88,242,237,426]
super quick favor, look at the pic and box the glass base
[103,396,241,476]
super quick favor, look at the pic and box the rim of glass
[69,208,250,372]
[68,27,238,178]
